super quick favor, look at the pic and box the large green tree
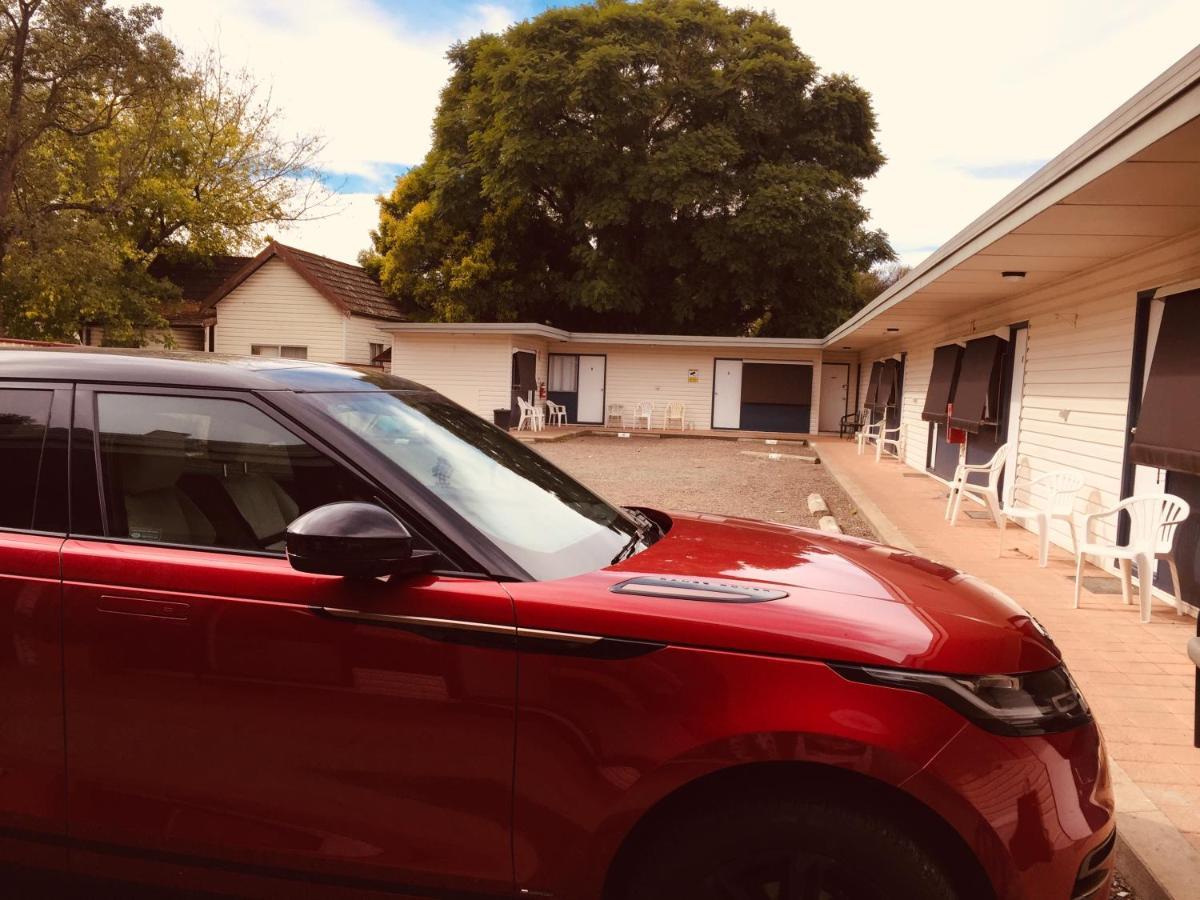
[364,0,893,336]
[0,2,326,341]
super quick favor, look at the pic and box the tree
[364,0,893,337]
[0,2,327,341]
[854,261,910,307]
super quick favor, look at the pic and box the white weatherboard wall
[390,333,514,419]
[855,228,1200,562]
[343,314,395,367]
[554,343,823,430]
[212,258,344,362]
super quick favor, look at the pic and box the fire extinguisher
[538,381,547,400]
[946,402,966,444]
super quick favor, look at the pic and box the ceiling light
[886,327,900,333]
[1001,271,1027,282]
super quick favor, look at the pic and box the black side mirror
[286,502,437,578]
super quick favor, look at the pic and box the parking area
[535,435,876,539]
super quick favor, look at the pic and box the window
[251,345,307,360]
[369,342,385,362]
[95,393,373,552]
[548,354,578,392]
[0,388,53,531]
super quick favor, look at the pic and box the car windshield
[305,391,655,580]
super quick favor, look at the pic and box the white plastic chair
[664,402,685,430]
[875,423,904,462]
[606,404,625,428]
[634,401,653,430]
[855,411,882,455]
[946,444,1009,526]
[998,470,1083,566]
[1073,494,1191,623]
[545,400,567,426]
[515,397,544,432]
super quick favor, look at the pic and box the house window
[251,345,307,360]
[369,342,385,363]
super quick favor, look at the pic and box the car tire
[621,793,961,900]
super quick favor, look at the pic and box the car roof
[0,347,431,393]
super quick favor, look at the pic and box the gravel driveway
[534,435,877,539]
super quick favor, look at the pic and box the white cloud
[278,192,382,264]
[756,0,1200,259]
[130,1,1200,265]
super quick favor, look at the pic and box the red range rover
[0,348,1113,900]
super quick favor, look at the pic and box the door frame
[818,362,851,433]
[999,322,1029,506]
[574,353,607,425]
[1119,291,1159,538]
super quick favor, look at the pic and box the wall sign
[687,369,699,383]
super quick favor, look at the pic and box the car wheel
[621,795,961,900]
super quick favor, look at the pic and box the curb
[810,444,917,552]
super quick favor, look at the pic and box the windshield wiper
[611,529,647,565]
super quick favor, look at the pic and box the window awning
[948,335,1007,434]
[1130,290,1200,474]
[863,361,883,410]
[872,358,900,412]
[922,344,964,425]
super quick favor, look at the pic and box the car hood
[509,511,1061,675]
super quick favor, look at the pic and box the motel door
[818,363,851,432]
[712,359,742,429]
[576,355,606,425]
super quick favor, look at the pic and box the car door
[0,383,70,874]
[61,385,517,898]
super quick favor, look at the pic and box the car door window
[0,387,59,532]
[94,393,376,552]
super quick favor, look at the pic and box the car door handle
[98,595,191,621]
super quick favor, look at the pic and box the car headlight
[830,663,1092,737]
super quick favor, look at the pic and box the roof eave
[823,45,1200,348]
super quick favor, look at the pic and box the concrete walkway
[814,438,1200,900]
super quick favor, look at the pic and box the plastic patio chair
[664,402,685,430]
[1073,493,1191,623]
[875,423,904,462]
[840,410,864,440]
[634,401,654,430]
[998,470,1083,567]
[855,411,882,455]
[515,397,544,432]
[946,444,1009,526]
[545,400,567,426]
[606,404,625,428]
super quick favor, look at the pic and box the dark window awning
[948,335,1007,434]
[872,358,900,412]
[863,361,883,410]
[922,344,964,425]
[1130,290,1200,474]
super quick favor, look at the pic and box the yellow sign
[687,368,699,383]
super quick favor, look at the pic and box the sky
[133,0,1200,266]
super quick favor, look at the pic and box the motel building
[382,45,1200,614]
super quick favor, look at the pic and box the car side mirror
[285,502,437,579]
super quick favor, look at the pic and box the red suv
[0,349,1114,900]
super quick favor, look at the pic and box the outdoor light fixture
[1002,271,1027,282]
[886,327,901,333]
